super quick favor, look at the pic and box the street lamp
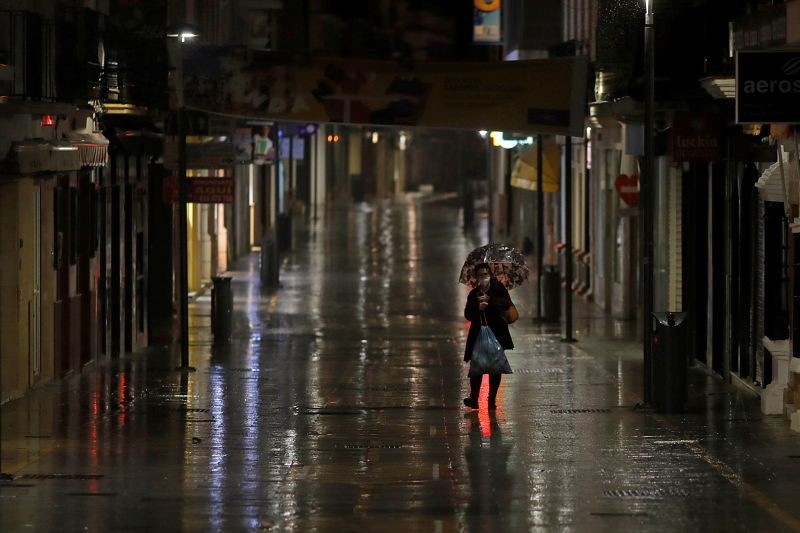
[167,24,199,371]
[642,0,656,405]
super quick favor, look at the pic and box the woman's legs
[469,375,482,401]
[488,374,502,408]
[466,374,501,409]
[463,375,483,408]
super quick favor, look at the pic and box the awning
[49,141,81,172]
[67,132,109,167]
[1,140,51,174]
[510,138,561,192]
[755,160,798,204]
[1,139,81,174]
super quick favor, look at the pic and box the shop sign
[614,174,639,207]
[670,112,722,162]
[163,176,235,204]
[473,0,502,44]
[737,50,800,123]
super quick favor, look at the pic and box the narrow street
[1,196,798,531]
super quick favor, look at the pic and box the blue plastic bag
[469,325,512,377]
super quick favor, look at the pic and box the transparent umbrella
[459,243,530,290]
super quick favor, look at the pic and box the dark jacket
[463,278,514,362]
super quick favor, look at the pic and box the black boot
[464,375,481,409]
[488,374,501,410]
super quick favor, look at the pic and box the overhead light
[372,132,379,144]
[167,31,199,43]
[167,23,200,43]
[478,130,488,138]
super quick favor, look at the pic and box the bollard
[652,311,689,413]
[539,264,561,323]
[260,236,279,289]
[211,276,233,341]
[276,213,292,253]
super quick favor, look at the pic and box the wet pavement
[3,195,800,532]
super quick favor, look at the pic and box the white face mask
[479,276,490,289]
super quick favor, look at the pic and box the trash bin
[277,213,292,253]
[260,236,279,289]
[539,265,561,323]
[652,311,689,413]
[211,276,233,341]
[351,174,365,203]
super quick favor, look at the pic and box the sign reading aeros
[736,51,800,124]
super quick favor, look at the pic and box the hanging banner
[181,48,588,137]
[473,0,502,44]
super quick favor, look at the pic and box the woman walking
[463,263,514,410]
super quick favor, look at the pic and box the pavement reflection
[1,195,799,531]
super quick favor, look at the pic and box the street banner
[181,48,588,137]
[163,176,235,204]
[737,50,800,123]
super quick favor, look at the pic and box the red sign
[163,176,235,204]
[671,112,722,162]
[614,174,639,207]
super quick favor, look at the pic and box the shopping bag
[469,323,512,377]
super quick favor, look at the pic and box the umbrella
[459,243,530,290]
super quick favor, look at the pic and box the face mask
[479,276,490,288]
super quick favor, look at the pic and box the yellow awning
[510,138,561,192]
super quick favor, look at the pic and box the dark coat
[463,278,514,362]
